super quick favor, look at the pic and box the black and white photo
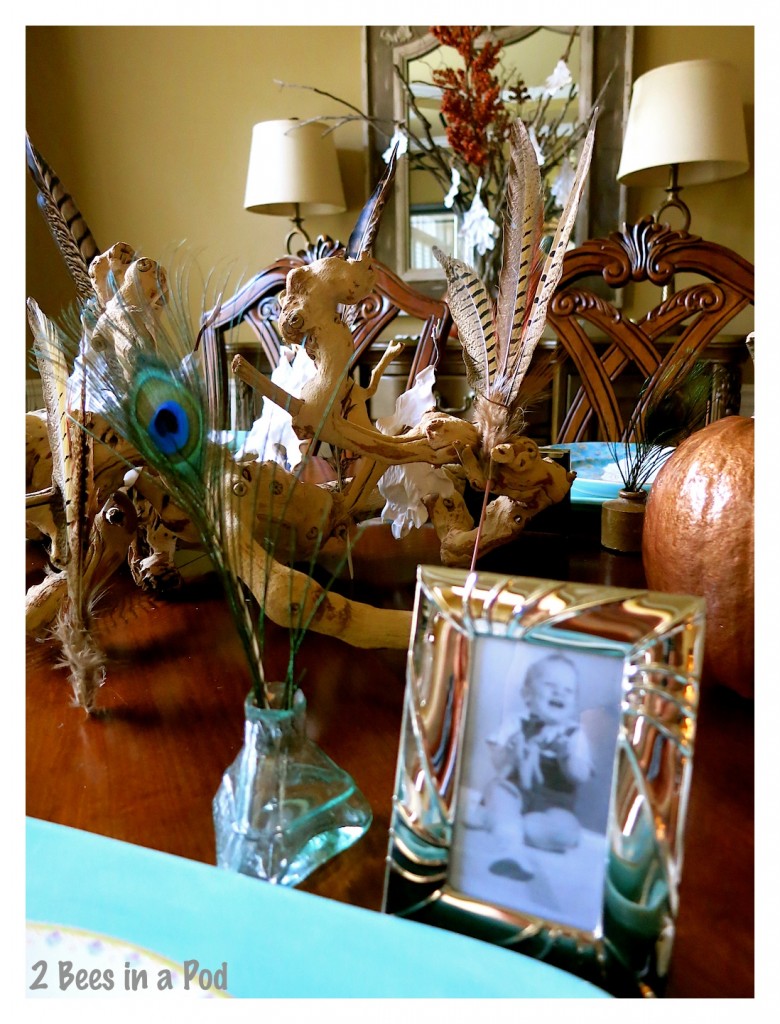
[448,638,624,933]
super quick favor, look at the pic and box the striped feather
[27,300,96,564]
[343,146,398,334]
[494,120,546,376]
[28,298,102,708]
[28,300,71,519]
[346,145,397,260]
[502,116,596,404]
[433,246,497,395]
[26,135,100,303]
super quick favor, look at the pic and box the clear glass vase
[213,688,372,885]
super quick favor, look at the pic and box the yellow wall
[626,25,754,339]
[629,25,754,258]
[26,24,755,371]
[26,25,368,353]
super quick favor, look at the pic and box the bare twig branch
[274,79,370,120]
[391,64,454,191]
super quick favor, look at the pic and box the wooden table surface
[25,518,754,999]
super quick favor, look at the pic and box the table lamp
[244,118,347,253]
[616,58,749,231]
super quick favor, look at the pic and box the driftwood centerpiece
[26,243,574,653]
[26,117,592,709]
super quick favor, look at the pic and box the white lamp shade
[617,59,749,187]
[244,119,347,216]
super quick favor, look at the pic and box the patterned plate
[549,443,674,504]
[26,922,230,998]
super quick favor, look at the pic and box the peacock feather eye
[131,366,203,470]
[148,399,190,454]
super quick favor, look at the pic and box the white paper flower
[544,59,573,97]
[376,365,455,539]
[236,344,317,469]
[459,180,499,259]
[443,167,461,209]
[378,462,455,539]
[376,364,437,434]
[550,158,576,208]
[382,127,408,163]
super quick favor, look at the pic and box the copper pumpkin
[642,415,754,697]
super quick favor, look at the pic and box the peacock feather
[608,358,712,491]
[27,144,401,712]
[32,252,294,704]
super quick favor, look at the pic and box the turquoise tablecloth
[25,817,608,999]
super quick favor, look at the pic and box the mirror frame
[363,26,635,294]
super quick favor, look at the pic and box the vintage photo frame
[382,567,704,997]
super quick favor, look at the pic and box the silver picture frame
[382,566,704,997]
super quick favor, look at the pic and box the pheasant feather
[344,145,398,338]
[28,298,103,709]
[502,118,595,403]
[26,134,100,303]
[435,116,596,452]
[494,120,546,368]
[431,248,497,395]
[346,145,397,260]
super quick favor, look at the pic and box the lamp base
[285,204,312,254]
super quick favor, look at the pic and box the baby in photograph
[468,653,594,881]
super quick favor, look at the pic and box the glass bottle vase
[213,689,372,885]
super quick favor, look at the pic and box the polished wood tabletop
[25,515,754,999]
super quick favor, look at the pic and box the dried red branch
[430,26,510,174]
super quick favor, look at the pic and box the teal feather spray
[608,359,711,491]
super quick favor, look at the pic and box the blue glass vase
[213,689,371,885]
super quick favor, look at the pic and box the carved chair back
[546,216,754,442]
[200,236,453,430]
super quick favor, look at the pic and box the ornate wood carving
[547,216,754,441]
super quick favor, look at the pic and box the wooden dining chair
[199,235,454,430]
[545,216,754,442]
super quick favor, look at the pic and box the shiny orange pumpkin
[642,415,754,697]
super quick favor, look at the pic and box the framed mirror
[364,26,634,293]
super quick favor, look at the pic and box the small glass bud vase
[601,489,647,553]
[213,688,372,886]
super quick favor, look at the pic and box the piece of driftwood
[26,491,138,635]
[239,251,574,563]
[273,255,475,465]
